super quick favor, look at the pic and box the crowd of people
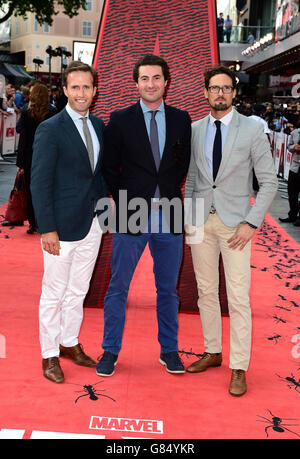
[236,99,300,227]
[0,78,68,231]
[0,79,67,117]
[236,99,300,134]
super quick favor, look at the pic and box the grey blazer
[287,128,300,173]
[184,109,278,228]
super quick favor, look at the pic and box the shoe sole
[159,358,185,374]
[96,361,117,377]
[59,352,97,367]
[43,373,64,384]
[229,389,247,397]
[186,363,222,373]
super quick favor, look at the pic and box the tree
[0,0,87,25]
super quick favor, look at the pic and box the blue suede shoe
[96,351,118,376]
[159,351,185,374]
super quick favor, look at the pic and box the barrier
[270,130,294,179]
[0,111,20,158]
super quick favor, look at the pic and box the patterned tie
[80,117,94,171]
[150,110,161,198]
[212,120,222,181]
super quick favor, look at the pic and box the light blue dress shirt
[204,108,233,177]
[140,99,166,158]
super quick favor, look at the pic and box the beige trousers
[189,213,252,371]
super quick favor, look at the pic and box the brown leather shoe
[42,357,64,383]
[186,352,222,373]
[59,343,97,367]
[229,369,247,396]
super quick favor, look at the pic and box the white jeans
[39,217,103,358]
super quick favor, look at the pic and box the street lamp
[32,58,44,79]
[55,47,72,84]
[46,45,58,90]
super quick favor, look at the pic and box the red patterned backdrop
[85,0,228,314]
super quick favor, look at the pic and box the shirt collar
[140,99,165,115]
[66,103,89,121]
[209,107,234,126]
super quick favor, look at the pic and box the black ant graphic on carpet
[178,348,204,360]
[266,334,282,344]
[68,381,116,404]
[269,314,287,324]
[257,410,300,438]
[276,373,300,394]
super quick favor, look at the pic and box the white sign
[274,132,286,174]
[73,41,95,66]
[291,74,300,98]
[2,112,17,156]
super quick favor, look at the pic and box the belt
[210,205,217,214]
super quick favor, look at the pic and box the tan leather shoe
[186,352,222,373]
[229,369,247,396]
[42,357,64,383]
[59,343,97,367]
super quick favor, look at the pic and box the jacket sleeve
[16,111,27,169]
[30,121,58,234]
[178,111,192,185]
[102,112,122,202]
[287,128,300,152]
[246,123,278,227]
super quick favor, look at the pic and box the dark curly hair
[204,65,237,90]
[133,54,170,82]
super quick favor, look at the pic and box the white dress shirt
[65,103,100,170]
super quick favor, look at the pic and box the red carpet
[0,203,300,440]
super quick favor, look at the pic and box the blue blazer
[102,102,191,234]
[31,107,107,241]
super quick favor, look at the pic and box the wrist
[240,220,257,229]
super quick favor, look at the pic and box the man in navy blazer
[96,54,191,377]
[31,61,107,383]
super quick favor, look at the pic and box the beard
[211,101,230,111]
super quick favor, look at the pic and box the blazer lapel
[61,108,93,171]
[89,115,104,175]
[158,104,171,170]
[134,102,158,172]
[194,115,212,183]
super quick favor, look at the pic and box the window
[15,21,19,36]
[43,22,50,33]
[85,0,92,11]
[34,17,39,32]
[82,21,92,36]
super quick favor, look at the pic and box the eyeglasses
[208,85,234,94]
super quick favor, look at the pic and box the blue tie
[150,110,160,198]
[213,120,222,181]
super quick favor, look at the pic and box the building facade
[9,0,104,85]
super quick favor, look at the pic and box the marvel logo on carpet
[89,416,163,434]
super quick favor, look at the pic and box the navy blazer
[102,101,191,234]
[31,107,107,241]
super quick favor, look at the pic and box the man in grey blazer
[184,65,277,396]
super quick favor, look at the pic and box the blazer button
[213,185,216,189]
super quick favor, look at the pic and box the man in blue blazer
[96,54,191,377]
[31,61,107,383]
